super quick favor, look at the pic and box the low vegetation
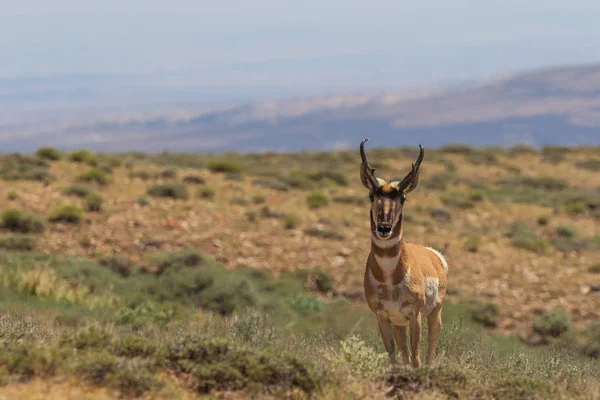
[147,183,188,200]
[0,209,45,233]
[78,168,110,185]
[69,149,97,165]
[306,191,329,209]
[0,145,596,398]
[48,204,85,224]
[206,159,242,173]
[84,192,103,212]
[36,146,62,160]
[534,309,572,338]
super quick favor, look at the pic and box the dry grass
[0,148,598,340]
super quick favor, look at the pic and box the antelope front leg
[426,304,443,365]
[409,311,422,367]
[377,316,397,365]
[393,325,411,365]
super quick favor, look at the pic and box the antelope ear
[403,172,420,194]
[396,145,424,194]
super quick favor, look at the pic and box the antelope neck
[369,213,409,285]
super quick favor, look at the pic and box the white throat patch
[372,234,401,249]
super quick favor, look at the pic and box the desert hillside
[0,144,598,399]
[3,64,600,152]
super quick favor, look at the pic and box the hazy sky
[2,1,600,100]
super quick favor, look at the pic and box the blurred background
[2,0,600,152]
[0,3,599,398]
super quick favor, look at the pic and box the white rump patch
[426,247,448,275]
[423,277,440,316]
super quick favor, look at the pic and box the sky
[2,1,600,102]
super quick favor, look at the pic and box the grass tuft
[147,183,188,200]
[0,209,45,233]
[49,204,84,224]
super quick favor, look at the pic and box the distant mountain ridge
[1,64,600,152]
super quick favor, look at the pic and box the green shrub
[580,321,600,359]
[110,335,158,358]
[197,185,215,200]
[340,335,386,379]
[251,194,266,204]
[49,204,84,224]
[84,193,103,212]
[63,184,94,198]
[0,154,53,183]
[533,309,572,337]
[182,174,205,185]
[252,179,290,192]
[588,264,600,274]
[0,209,45,233]
[115,302,174,326]
[309,269,334,293]
[306,191,328,209]
[283,214,299,230]
[6,191,18,201]
[470,301,500,327]
[537,215,549,226]
[36,146,62,161]
[0,341,61,382]
[467,189,486,202]
[150,250,204,274]
[488,377,556,400]
[166,336,320,394]
[61,326,112,350]
[507,222,549,254]
[541,146,568,164]
[206,159,242,174]
[160,168,177,179]
[77,168,109,185]
[387,365,473,399]
[464,236,481,253]
[105,361,160,397]
[287,294,328,316]
[136,196,150,206]
[147,183,188,200]
[556,225,577,238]
[128,170,156,180]
[564,201,588,215]
[68,149,97,165]
[576,158,600,172]
[230,309,276,349]
[99,255,135,277]
[440,144,474,154]
[0,234,36,251]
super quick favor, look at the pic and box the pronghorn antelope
[360,139,448,367]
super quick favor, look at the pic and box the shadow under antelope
[360,139,448,367]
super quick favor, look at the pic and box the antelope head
[360,138,424,240]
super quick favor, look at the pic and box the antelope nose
[377,224,392,236]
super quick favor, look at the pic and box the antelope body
[360,139,448,367]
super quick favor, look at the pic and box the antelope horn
[360,138,380,191]
[397,144,424,193]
